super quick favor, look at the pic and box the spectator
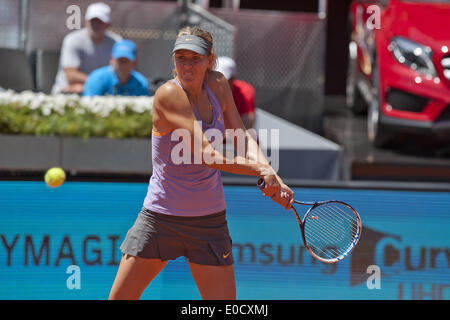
[51,2,121,94]
[83,39,150,96]
[216,56,256,129]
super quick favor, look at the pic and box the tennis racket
[258,178,362,263]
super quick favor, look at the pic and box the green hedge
[0,91,153,139]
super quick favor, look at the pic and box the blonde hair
[172,26,217,78]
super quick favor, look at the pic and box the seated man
[216,56,256,129]
[83,39,150,96]
[52,2,122,94]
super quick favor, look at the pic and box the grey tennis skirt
[120,207,233,266]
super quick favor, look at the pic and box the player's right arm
[153,81,271,176]
[153,81,292,209]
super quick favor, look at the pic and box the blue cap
[112,40,137,61]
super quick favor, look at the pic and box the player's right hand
[260,175,294,210]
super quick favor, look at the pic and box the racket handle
[257,178,265,190]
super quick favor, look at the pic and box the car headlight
[389,37,437,77]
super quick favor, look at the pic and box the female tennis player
[108,26,294,300]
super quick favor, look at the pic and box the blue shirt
[83,66,150,96]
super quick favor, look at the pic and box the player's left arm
[209,71,293,208]
[240,112,255,129]
[208,71,257,160]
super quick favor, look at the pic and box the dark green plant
[0,102,153,139]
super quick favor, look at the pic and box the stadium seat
[35,49,60,94]
[0,47,35,92]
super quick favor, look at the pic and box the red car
[346,0,450,147]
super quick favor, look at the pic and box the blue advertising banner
[0,181,449,300]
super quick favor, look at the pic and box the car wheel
[368,61,394,148]
[346,41,367,115]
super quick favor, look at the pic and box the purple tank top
[143,79,226,216]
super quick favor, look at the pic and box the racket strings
[307,204,359,235]
[303,202,360,261]
[308,210,350,239]
[306,206,355,242]
[319,204,359,230]
[307,217,357,257]
[309,244,340,259]
[315,203,359,236]
[315,205,359,238]
[305,221,345,246]
[306,232,350,258]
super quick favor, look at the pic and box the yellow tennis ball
[45,167,66,188]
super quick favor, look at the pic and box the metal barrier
[212,8,327,133]
[184,3,234,58]
[0,0,20,49]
